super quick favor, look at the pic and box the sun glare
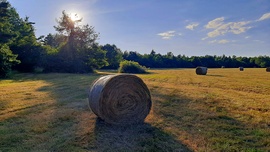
[70,13,80,21]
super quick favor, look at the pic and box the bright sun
[70,13,80,21]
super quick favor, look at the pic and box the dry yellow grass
[140,68,270,151]
[0,69,269,151]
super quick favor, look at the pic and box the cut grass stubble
[0,68,269,151]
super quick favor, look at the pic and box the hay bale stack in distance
[88,74,152,125]
[266,67,270,72]
[196,67,207,75]
[239,67,244,71]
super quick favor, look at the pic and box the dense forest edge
[1,0,270,78]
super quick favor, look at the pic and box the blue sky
[9,0,270,57]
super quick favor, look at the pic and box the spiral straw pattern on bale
[88,74,152,125]
[196,67,207,75]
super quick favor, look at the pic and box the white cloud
[205,18,251,38]
[205,17,224,29]
[157,31,175,39]
[229,21,252,34]
[209,40,217,43]
[245,36,250,39]
[185,23,199,30]
[254,40,264,43]
[218,39,229,44]
[201,37,208,40]
[207,30,222,38]
[257,12,270,21]
[208,39,230,44]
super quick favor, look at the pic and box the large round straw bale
[88,74,152,125]
[266,67,270,72]
[239,67,244,71]
[196,67,207,75]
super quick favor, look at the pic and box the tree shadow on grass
[0,73,100,151]
[0,73,193,151]
[4,73,268,151]
[93,118,192,152]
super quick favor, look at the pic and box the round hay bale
[88,74,152,125]
[239,67,244,71]
[266,67,270,72]
[196,67,207,75]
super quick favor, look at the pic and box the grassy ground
[0,68,269,151]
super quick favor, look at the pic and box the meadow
[0,68,269,151]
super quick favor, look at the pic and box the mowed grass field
[0,68,269,151]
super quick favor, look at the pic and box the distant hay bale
[196,67,207,75]
[221,66,225,68]
[266,67,270,72]
[239,67,244,71]
[88,74,152,125]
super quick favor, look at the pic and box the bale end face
[88,74,152,126]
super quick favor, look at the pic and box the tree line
[122,51,270,69]
[1,0,270,78]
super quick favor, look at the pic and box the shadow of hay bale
[94,118,191,151]
[207,74,224,77]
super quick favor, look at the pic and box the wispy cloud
[205,17,224,29]
[157,31,176,39]
[185,23,199,30]
[254,40,264,43]
[257,12,270,21]
[209,39,230,44]
[209,40,217,43]
[201,37,208,40]
[204,17,251,39]
[218,39,229,44]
